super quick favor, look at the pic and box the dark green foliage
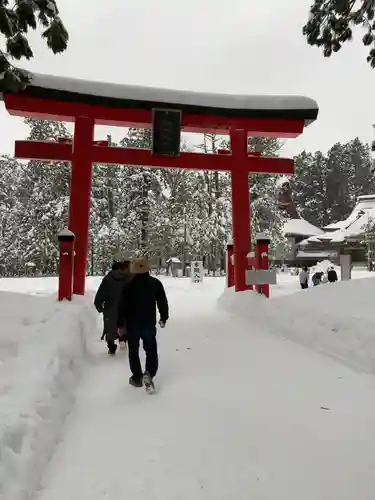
[0,0,68,92]
[303,0,375,67]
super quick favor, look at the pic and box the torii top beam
[1,71,319,137]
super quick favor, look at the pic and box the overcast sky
[1,0,375,158]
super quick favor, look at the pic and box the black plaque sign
[152,108,181,157]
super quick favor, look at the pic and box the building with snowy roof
[282,218,328,264]
[296,195,375,266]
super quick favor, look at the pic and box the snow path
[35,283,375,500]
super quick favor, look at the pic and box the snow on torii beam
[1,71,319,295]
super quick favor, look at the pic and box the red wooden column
[68,116,95,295]
[230,129,251,292]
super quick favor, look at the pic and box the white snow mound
[219,277,375,374]
[0,291,96,500]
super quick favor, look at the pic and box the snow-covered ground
[1,272,375,499]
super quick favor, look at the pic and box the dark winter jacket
[94,269,132,340]
[327,269,338,283]
[312,272,323,286]
[118,273,169,328]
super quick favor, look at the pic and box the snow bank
[219,277,375,374]
[0,277,58,296]
[0,291,97,500]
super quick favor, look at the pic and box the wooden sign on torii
[1,72,318,294]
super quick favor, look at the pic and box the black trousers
[300,282,308,289]
[103,328,127,348]
[127,325,158,379]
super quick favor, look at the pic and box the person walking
[311,270,323,286]
[327,266,338,283]
[118,257,169,393]
[299,266,309,289]
[94,260,132,355]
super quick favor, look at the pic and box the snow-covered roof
[315,196,375,242]
[323,220,346,230]
[298,232,341,245]
[298,236,322,246]
[283,218,323,237]
[326,212,375,243]
[297,195,375,245]
[166,257,182,264]
[3,71,318,125]
[323,195,375,231]
[296,250,338,258]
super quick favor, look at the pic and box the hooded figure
[118,257,169,392]
[94,260,132,355]
[327,267,338,283]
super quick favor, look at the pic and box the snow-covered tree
[0,118,71,274]
[3,119,373,277]
[291,138,375,228]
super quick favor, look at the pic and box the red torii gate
[1,72,318,295]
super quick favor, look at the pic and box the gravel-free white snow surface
[30,278,375,500]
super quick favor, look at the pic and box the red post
[255,233,271,298]
[68,116,95,295]
[226,242,235,288]
[230,129,251,292]
[58,228,75,301]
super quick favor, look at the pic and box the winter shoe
[108,343,117,356]
[143,372,155,394]
[129,376,143,388]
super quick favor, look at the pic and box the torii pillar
[230,129,252,292]
[69,117,95,295]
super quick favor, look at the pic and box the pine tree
[0,155,24,274]
[303,0,375,67]
[325,142,353,223]
[347,137,375,200]
[0,0,68,92]
[195,134,231,273]
[291,150,328,227]
[121,128,155,254]
[291,138,375,228]
[2,118,71,274]
[200,134,288,263]
[246,137,288,252]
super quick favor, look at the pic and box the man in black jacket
[118,257,169,392]
[94,260,132,355]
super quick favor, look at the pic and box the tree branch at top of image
[303,0,375,67]
[0,0,68,92]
